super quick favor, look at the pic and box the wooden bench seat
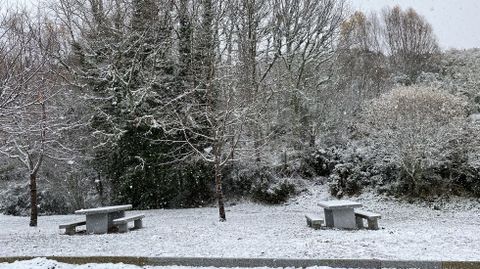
[112,214,145,233]
[59,220,86,235]
[305,214,324,229]
[354,210,381,230]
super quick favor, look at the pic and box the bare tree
[168,85,248,222]
[332,11,390,132]
[0,6,85,226]
[144,0,257,221]
[268,0,346,148]
[382,6,440,83]
[175,0,245,221]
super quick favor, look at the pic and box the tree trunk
[96,174,105,206]
[254,128,262,162]
[214,160,226,221]
[178,0,192,81]
[309,124,316,148]
[29,172,38,227]
[29,100,45,227]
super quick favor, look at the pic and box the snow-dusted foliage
[314,45,480,199]
[223,163,297,204]
[439,48,480,112]
[334,86,480,197]
[0,182,71,216]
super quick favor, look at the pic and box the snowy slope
[0,184,479,261]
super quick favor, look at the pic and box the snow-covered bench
[354,210,381,230]
[59,220,86,235]
[305,214,324,229]
[112,214,145,233]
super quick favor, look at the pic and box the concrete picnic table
[75,204,132,234]
[318,200,362,229]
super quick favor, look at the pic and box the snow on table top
[317,200,362,209]
[1,185,480,261]
[75,205,132,215]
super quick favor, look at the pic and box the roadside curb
[0,256,479,269]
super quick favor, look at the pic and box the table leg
[108,211,125,226]
[331,208,356,229]
[108,210,125,232]
[86,213,108,234]
[356,215,364,229]
[324,209,334,227]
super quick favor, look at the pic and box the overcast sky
[3,0,479,50]
[349,0,480,50]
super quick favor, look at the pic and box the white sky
[349,0,480,50]
[2,0,479,50]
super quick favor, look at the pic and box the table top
[318,200,362,209]
[75,204,132,215]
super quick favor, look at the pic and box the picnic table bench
[355,210,381,230]
[305,214,324,229]
[112,214,145,233]
[59,220,86,235]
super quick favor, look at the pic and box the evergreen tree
[70,0,213,209]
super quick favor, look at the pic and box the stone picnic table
[318,200,362,229]
[75,204,132,234]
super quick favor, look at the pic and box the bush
[252,179,296,204]
[1,183,71,216]
[359,86,473,197]
[223,164,271,197]
[323,125,480,199]
[0,162,25,182]
[326,146,377,197]
[300,148,339,178]
[224,164,296,204]
[328,163,363,197]
[325,139,480,199]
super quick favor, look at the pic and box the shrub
[223,164,273,197]
[252,179,296,204]
[326,146,378,197]
[300,148,339,177]
[359,86,471,197]
[325,139,480,199]
[1,183,71,216]
[328,163,363,197]
[224,164,296,204]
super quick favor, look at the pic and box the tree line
[0,0,452,225]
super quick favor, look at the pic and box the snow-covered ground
[1,184,479,261]
[0,258,342,269]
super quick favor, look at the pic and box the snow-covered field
[1,185,479,261]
